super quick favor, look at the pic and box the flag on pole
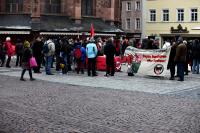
[90,23,95,37]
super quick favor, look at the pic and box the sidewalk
[0,66,200,95]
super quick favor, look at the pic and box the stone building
[0,0,123,41]
[121,0,142,41]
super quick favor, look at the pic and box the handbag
[29,56,38,68]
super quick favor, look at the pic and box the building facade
[0,0,122,41]
[144,0,200,44]
[121,0,142,40]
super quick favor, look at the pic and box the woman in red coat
[5,37,15,68]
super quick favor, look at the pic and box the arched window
[81,0,93,16]
[45,0,61,14]
[6,0,23,13]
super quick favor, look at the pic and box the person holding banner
[174,37,187,81]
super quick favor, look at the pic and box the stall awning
[0,31,30,34]
[40,32,116,36]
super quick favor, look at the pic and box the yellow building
[143,0,200,45]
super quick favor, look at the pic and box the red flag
[90,23,95,37]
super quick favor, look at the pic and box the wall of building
[121,0,142,35]
[145,0,200,39]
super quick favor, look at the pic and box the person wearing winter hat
[20,40,35,81]
[5,37,14,68]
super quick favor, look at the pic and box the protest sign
[124,46,171,76]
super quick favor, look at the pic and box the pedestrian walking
[104,38,116,76]
[4,37,14,68]
[20,40,35,81]
[86,38,98,76]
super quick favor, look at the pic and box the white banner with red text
[124,46,171,76]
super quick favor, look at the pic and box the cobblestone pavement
[0,66,200,133]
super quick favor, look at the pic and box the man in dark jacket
[174,37,187,81]
[191,39,200,74]
[167,41,177,80]
[104,38,116,76]
[15,39,24,67]
[32,36,43,73]
[0,41,6,67]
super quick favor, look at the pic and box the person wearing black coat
[191,39,200,74]
[32,37,43,73]
[167,41,177,80]
[104,38,116,76]
[20,41,35,81]
[15,39,24,67]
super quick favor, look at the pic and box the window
[126,18,131,29]
[162,9,169,21]
[82,0,93,16]
[191,8,198,21]
[6,0,23,13]
[136,1,141,10]
[135,18,141,29]
[177,9,184,21]
[45,0,61,14]
[127,2,131,11]
[150,9,156,22]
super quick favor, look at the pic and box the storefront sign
[171,24,189,33]
[124,46,171,76]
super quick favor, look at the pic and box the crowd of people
[165,37,200,81]
[0,36,130,81]
[0,35,199,82]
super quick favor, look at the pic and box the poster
[124,46,171,76]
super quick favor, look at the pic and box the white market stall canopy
[40,32,116,36]
[0,31,30,34]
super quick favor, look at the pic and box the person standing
[44,37,55,75]
[0,41,6,67]
[86,38,98,76]
[74,42,86,74]
[4,37,14,68]
[167,41,177,80]
[32,36,43,73]
[104,38,116,76]
[174,37,187,81]
[191,39,200,74]
[20,41,35,81]
[15,39,24,67]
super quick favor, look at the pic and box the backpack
[43,42,49,54]
[74,47,82,59]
